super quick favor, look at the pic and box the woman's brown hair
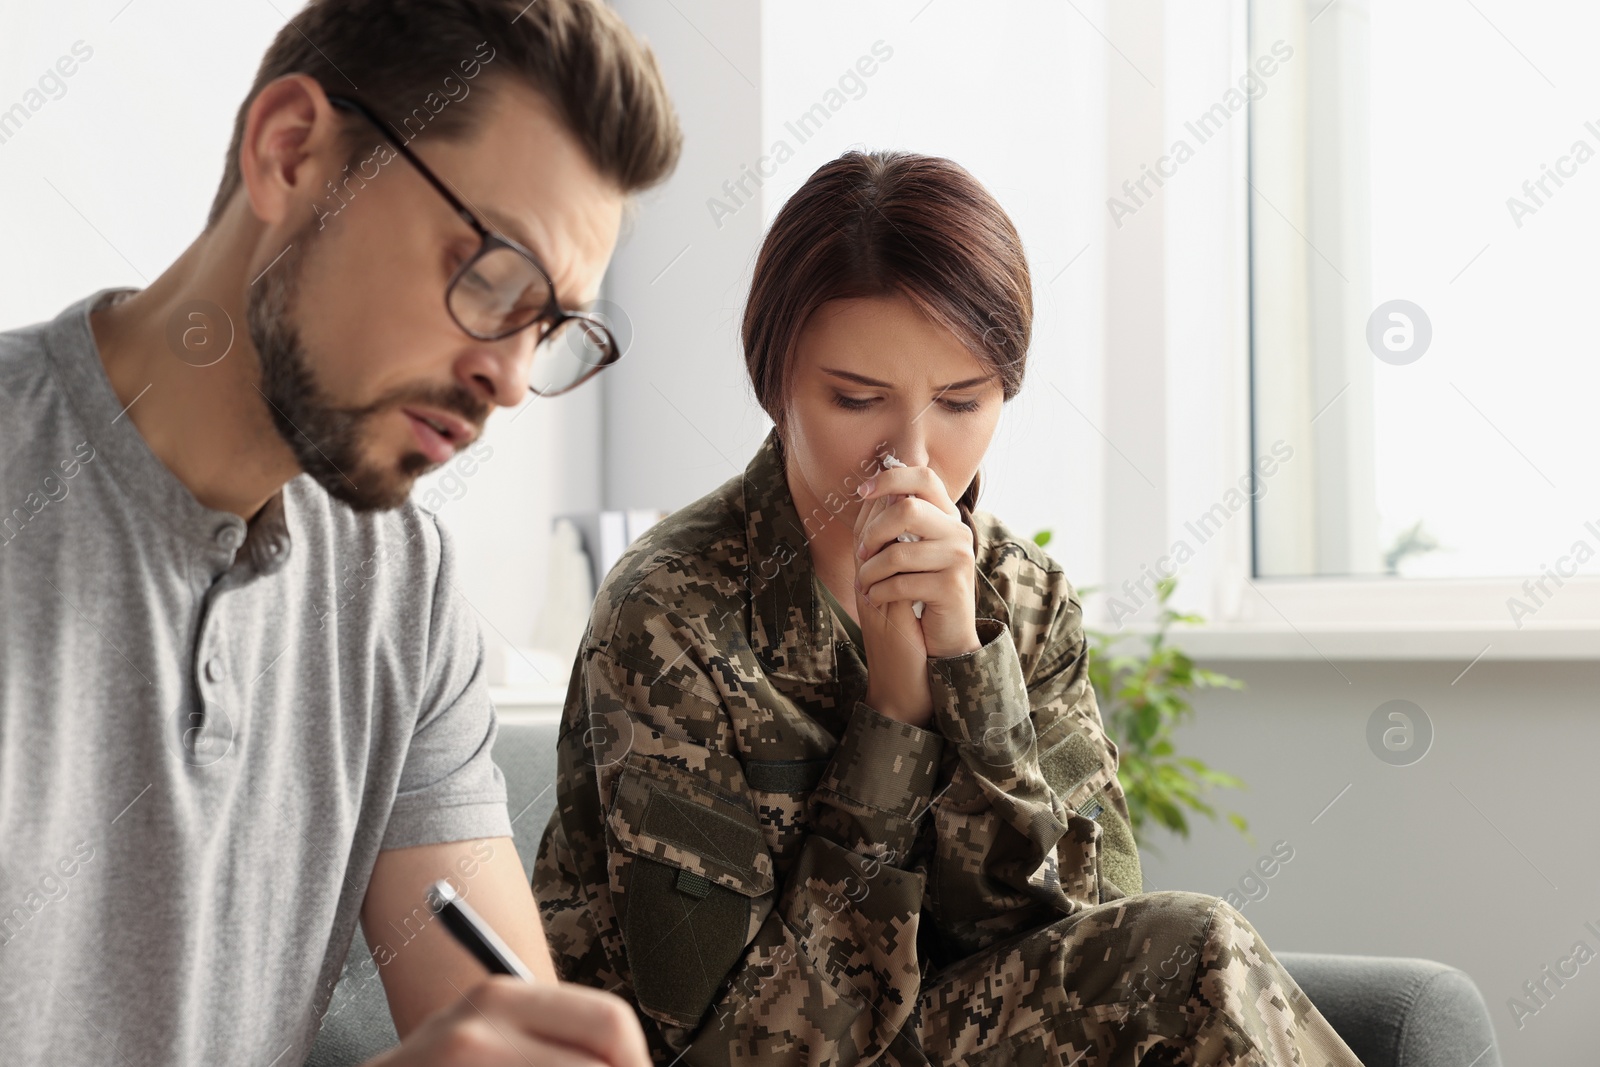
[742,150,1033,515]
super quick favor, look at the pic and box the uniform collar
[739,427,1010,685]
[740,428,830,683]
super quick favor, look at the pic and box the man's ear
[237,73,343,230]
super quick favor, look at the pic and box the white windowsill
[1086,574,1600,660]
[1127,621,1600,661]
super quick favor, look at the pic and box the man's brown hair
[206,0,682,229]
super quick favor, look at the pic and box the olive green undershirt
[815,576,864,651]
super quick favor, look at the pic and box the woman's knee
[1115,889,1226,940]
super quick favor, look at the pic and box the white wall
[1138,655,1594,1066]
[0,5,278,320]
[603,0,768,510]
[1102,0,1172,618]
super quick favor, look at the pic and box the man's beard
[246,224,479,512]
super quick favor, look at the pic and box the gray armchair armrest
[1279,952,1501,1067]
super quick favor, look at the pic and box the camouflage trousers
[883,891,1362,1067]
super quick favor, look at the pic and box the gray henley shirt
[0,287,515,1064]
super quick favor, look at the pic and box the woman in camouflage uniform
[534,150,1362,1067]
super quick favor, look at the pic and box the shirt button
[204,656,225,682]
[214,524,243,551]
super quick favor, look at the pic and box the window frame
[1146,0,1600,661]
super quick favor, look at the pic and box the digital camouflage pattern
[534,428,1361,1067]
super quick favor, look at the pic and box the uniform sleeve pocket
[1039,728,1114,817]
[607,752,775,1028]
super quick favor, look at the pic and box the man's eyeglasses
[325,93,620,397]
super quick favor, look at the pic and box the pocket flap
[1039,729,1114,814]
[607,753,775,898]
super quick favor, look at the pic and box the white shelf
[1137,621,1600,661]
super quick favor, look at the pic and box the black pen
[426,877,536,982]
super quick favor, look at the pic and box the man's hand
[361,977,650,1067]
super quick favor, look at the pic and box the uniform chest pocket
[606,752,776,1029]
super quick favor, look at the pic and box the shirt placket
[178,516,250,770]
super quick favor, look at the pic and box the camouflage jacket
[534,428,1142,1065]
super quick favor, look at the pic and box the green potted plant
[1034,530,1252,850]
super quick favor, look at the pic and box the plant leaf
[1088,573,1252,846]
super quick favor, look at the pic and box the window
[1249,0,1600,585]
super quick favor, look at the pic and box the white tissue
[879,454,925,620]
